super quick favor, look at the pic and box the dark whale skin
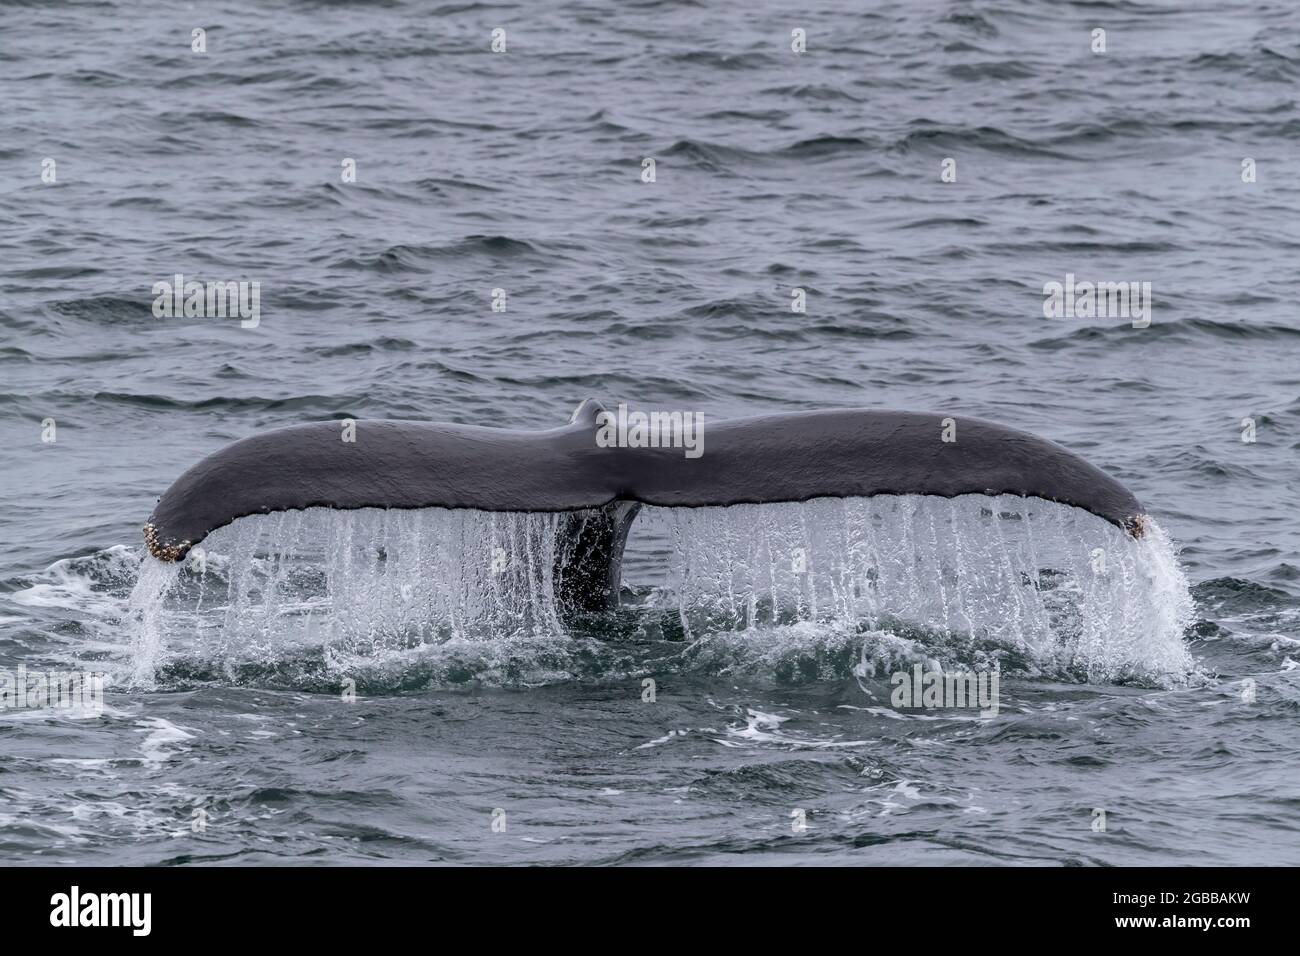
[142,399,1144,565]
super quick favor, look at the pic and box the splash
[125,557,181,685]
[651,495,1194,684]
[119,495,1195,688]
[125,507,574,684]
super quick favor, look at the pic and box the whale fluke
[143,401,1144,612]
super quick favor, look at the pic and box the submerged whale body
[143,400,1145,615]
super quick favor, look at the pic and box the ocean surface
[2,0,1299,866]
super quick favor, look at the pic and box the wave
[665,50,776,71]
[46,295,154,324]
[1030,317,1300,351]
[335,236,542,272]
[1190,48,1300,82]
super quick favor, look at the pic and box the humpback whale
[143,400,1145,614]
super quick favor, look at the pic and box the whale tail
[143,399,1146,619]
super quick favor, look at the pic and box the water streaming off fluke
[653,494,1193,684]
[126,494,1194,688]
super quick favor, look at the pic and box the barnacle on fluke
[142,522,190,562]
